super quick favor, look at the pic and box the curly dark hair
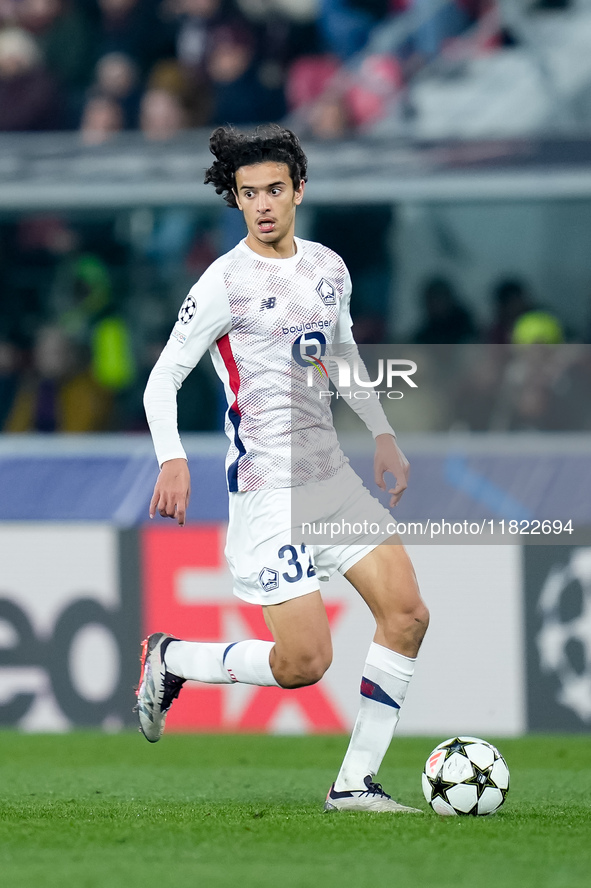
[204,124,308,209]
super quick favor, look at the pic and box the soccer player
[138,125,429,813]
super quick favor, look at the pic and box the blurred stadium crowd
[0,0,510,140]
[0,0,588,437]
[1,204,589,437]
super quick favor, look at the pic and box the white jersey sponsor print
[160,238,355,492]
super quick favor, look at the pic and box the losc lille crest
[258,567,279,592]
[316,278,336,306]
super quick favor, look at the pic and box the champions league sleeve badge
[178,294,197,324]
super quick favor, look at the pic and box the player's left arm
[331,267,409,507]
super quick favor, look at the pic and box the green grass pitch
[1,733,590,888]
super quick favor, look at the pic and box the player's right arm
[144,263,231,525]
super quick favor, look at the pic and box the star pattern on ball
[442,738,471,760]
[464,763,494,800]
[426,771,456,806]
[178,295,197,324]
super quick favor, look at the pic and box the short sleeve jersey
[161,237,354,492]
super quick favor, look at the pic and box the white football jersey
[145,236,395,491]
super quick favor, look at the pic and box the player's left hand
[374,434,410,508]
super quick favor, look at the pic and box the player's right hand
[374,434,410,508]
[149,458,191,526]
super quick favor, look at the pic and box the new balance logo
[260,297,277,311]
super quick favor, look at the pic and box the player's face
[234,162,304,257]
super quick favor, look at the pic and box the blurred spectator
[318,0,390,59]
[487,306,575,431]
[16,0,94,94]
[0,335,21,429]
[441,1,505,60]
[307,92,351,138]
[171,0,228,71]
[91,52,141,127]
[412,277,477,344]
[451,344,506,431]
[18,213,78,255]
[1,215,78,346]
[139,87,188,139]
[148,58,210,127]
[79,94,124,144]
[409,0,473,61]
[0,27,63,130]
[486,277,532,344]
[286,53,340,112]
[345,53,402,128]
[452,335,588,433]
[310,204,394,342]
[0,1,15,26]
[490,344,583,431]
[206,23,285,124]
[163,0,237,125]
[292,51,403,133]
[511,310,564,345]
[237,0,319,28]
[287,53,341,135]
[3,325,113,432]
[237,0,322,93]
[96,0,173,74]
[143,208,203,284]
[52,253,135,394]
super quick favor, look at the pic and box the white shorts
[225,463,395,606]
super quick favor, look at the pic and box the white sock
[224,640,280,686]
[164,639,280,687]
[164,641,233,684]
[334,642,415,791]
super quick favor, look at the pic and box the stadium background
[1,0,591,741]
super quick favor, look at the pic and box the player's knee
[412,601,429,636]
[381,601,429,648]
[402,601,429,641]
[275,650,332,689]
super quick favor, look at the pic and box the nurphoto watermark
[291,331,418,400]
[289,343,591,546]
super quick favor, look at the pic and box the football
[422,736,510,816]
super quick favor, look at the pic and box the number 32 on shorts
[278,544,316,583]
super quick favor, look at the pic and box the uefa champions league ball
[422,736,510,816]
